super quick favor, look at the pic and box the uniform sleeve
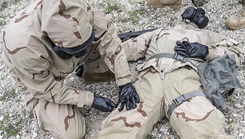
[12,48,94,107]
[120,28,160,61]
[205,30,244,67]
[92,12,131,86]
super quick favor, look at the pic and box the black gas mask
[52,31,95,59]
[181,6,209,29]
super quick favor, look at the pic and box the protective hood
[41,0,93,48]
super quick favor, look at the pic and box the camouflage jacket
[122,23,244,79]
[2,0,132,107]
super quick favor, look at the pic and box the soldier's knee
[50,129,85,139]
[170,96,227,138]
[65,120,86,139]
[66,133,85,139]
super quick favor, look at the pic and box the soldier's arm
[95,19,132,86]
[205,30,244,67]
[12,49,94,107]
[121,28,162,61]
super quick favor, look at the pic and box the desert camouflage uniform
[95,23,244,139]
[2,0,132,138]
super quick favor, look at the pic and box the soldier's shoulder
[12,47,50,70]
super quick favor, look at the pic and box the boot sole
[82,78,115,84]
[82,71,115,84]
[148,0,182,10]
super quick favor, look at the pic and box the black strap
[147,53,195,66]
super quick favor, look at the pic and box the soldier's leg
[147,0,182,10]
[238,0,244,4]
[95,68,165,139]
[163,68,232,139]
[225,0,245,30]
[30,99,86,139]
[192,0,210,7]
[80,11,118,84]
[81,47,115,84]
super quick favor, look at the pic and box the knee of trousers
[55,109,86,139]
[32,100,86,139]
[49,121,86,139]
[45,118,86,139]
[65,131,86,139]
[169,96,226,139]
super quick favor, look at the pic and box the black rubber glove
[91,95,116,112]
[174,41,209,59]
[74,62,84,77]
[117,83,140,112]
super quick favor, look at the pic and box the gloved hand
[117,83,140,112]
[174,41,209,59]
[91,95,116,112]
[192,0,210,7]
[74,62,84,77]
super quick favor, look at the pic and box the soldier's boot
[147,0,182,10]
[225,5,245,30]
[192,0,210,7]
[82,70,115,84]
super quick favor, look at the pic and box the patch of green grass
[104,3,121,14]
[0,0,20,12]
[128,9,143,22]
[146,134,155,139]
[117,8,145,24]
[0,1,8,10]
[0,15,6,26]
[0,95,6,101]
[14,0,20,3]
[0,0,9,26]
[0,21,4,26]
[0,113,23,138]
[0,87,17,101]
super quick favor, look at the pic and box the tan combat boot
[225,6,245,30]
[82,70,115,84]
[147,0,182,10]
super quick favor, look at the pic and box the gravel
[0,0,244,139]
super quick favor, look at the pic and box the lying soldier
[95,7,244,139]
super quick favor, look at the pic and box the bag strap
[147,53,195,66]
[167,92,205,118]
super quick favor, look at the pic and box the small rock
[238,133,244,137]
[33,132,37,138]
[0,116,3,121]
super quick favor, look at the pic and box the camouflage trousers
[95,67,232,139]
[27,99,86,139]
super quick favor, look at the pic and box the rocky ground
[0,0,244,139]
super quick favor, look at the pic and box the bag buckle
[172,95,186,107]
[173,53,186,63]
